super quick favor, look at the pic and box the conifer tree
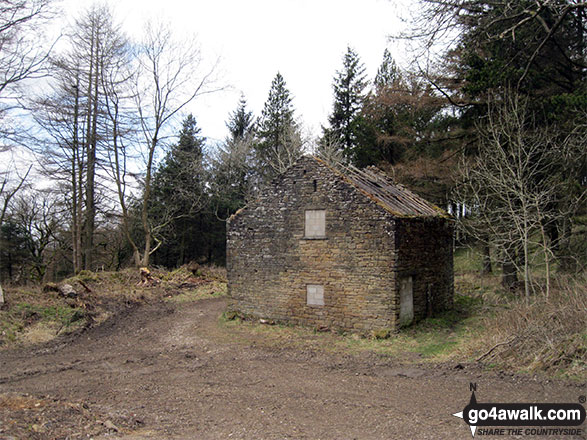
[360,49,405,166]
[226,94,254,142]
[324,46,368,160]
[149,114,207,266]
[374,49,398,90]
[210,96,255,217]
[152,114,205,202]
[255,72,303,181]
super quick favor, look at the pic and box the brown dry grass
[456,273,586,379]
[2,259,583,380]
[0,265,227,349]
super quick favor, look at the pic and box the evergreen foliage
[149,115,209,266]
[405,0,587,282]
[439,0,586,121]
[255,72,303,181]
[0,220,29,281]
[346,50,452,169]
[323,46,368,161]
[226,94,255,141]
[2,0,585,281]
[374,48,398,90]
[212,97,255,215]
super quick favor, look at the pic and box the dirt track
[0,297,584,439]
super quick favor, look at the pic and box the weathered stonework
[226,156,453,333]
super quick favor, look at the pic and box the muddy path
[0,297,584,439]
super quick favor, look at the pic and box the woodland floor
[0,296,584,439]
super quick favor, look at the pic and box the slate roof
[315,157,448,218]
[230,156,449,221]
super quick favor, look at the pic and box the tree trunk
[542,227,551,299]
[83,25,96,271]
[85,59,99,270]
[141,247,150,267]
[177,231,186,267]
[481,244,492,274]
[132,248,142,268]
[557,217,574,272]
[501,259,518,291]
[138,136,157,269]
[523,230,530,302]
[71,76,81,274]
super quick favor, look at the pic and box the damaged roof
[315,157,448,218]
[229,156,449,222]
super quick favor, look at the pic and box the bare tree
[456,94,586,299]
[1,1,55,295]
[0,160,31,303]
[263,123,305,176]
[0,162,32,226]
[32,67,85,273]
[314,133,344,167]
[0,0,56,132]
[112,21,220,268]
[398,1,586,72]
[74,5,129,271]
[12,191,61,282]
[209,134,256,219]
[33,4,130,273]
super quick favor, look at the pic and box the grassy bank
[221,248,585,380]
[2,255,584,380]
[0,265,227,348]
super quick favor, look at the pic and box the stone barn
[226,156,453,333]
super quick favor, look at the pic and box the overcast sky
[58,0,410,148]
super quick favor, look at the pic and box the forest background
[0,0,584,304]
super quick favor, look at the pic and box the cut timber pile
[138,267,160,287]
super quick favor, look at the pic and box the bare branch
[0,163,32,225]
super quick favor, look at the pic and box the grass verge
[0,265,227,348]
[219,249,585,380]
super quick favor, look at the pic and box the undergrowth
[2,254,584,381]
[451,246,587,379]
[0,299,86,344]
[0,264,226,348]
[220,249,585,380]
[456,274,586,379]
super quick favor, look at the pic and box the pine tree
[206,99,257,264]
[149,114,207,266]
[360,49,404,166]
[324,46,368,160]
[211,97,255,217]
[255,72,303,181]
[176,114,204,155]
[226,94,254,142]
[152,114,205,203]
[374,49,398,90]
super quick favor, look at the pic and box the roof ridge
[312,156,448,218]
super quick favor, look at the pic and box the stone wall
[395,218,454,322]
[227,156,453,333]
[227,157,400,332]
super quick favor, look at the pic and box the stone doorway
[399,276,414,326]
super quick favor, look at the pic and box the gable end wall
[227,158,400,332]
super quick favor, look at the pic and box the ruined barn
[226,156,453,333]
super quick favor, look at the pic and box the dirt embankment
[0,296,584,439]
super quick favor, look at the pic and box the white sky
[58,0,410,147]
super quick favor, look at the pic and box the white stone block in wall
[305,210,325,238]
[306,284,324,306]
